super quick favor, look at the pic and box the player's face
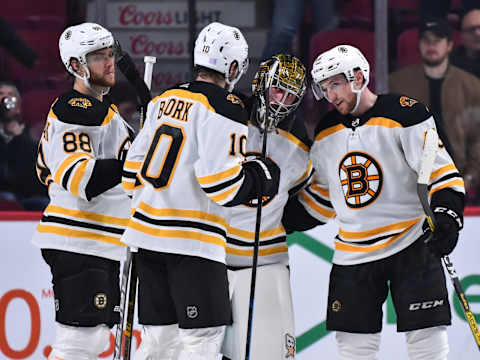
[269,86,296,105]
[320,74,356,115]
[87,47,115,87]
[419,32,453,67]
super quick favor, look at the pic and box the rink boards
[0,212,479,359]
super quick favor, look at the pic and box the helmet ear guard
[252,54,307,132]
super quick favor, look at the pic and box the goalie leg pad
[336,331,381,360]
[177,326,226,360]
[134,324,180,360]
[222,264,295,359]
[48,322,110,360]
[405,326,449,360]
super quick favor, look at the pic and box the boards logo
[338,151,383,208]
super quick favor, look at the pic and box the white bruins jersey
[121,81,249,264]
[300,94,465,265]
[226,117,312,267]
[32,90,133,261]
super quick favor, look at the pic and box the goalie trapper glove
[424,207,463,257]
[242,157,280,198]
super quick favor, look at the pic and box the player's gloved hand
[424,207,462,257]
[242,157,280,197]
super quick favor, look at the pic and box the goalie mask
[252,54,306,132]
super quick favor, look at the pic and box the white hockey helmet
[311,45,370,102]
[59,22,114,76]
[194,22,249,91]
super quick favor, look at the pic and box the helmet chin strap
[73,65,110,98]
[349,79,369,114]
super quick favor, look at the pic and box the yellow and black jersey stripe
[122,160,143,191]
[197,164,244,205]
[128,201,229,248]
[226,225,288,262]
[300,181,335,222]
[335,217,421,253]
[37,205,128,246]
[53,152,94,197]
[289,161,313,197]
[429,163,464,196]
[36,143,53,187]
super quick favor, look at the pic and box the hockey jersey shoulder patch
[187,81,248,125]
[374,93,431,128]
[52,90,112,126]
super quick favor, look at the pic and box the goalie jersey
[299,94,464,265]
[226,116,313,267]
[121,81,250,264]
[32,90,133,261]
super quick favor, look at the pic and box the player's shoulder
[278,115,312,149]
[373,93,431,127]
[165,81,248,125]
[313,109,344,138]
[51,89,115,126]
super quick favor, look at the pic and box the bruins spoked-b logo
[94,293,107,309]
[338,151,383,208]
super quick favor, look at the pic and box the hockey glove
[424,207,463,257]
[242,157,280,197]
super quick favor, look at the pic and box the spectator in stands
[389,17,480,172]
[109,81,140,132]
[451,8,480,78]
[261,0,338,61]
[0,81,49,210]
[456,106,480,205]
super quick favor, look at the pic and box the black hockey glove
[242,157,280,197]
[424,207,463,257]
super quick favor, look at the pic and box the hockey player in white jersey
[286,45,465,360]
[120,22,281,360]
[220,54,311,360]
[31,23,134,360]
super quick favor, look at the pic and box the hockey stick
[244,60,279,360]
[123,55,156,360]
[417,128,480,352]
[113,51,156,360]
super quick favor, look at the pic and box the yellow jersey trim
[153,89,215,113]
[339,218,421,240]
[45,204,129,226]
